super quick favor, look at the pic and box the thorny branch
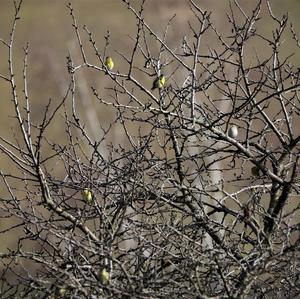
[0,1,299,298]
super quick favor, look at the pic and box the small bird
[104,56,114,71]
[151,74,166,90]
[228,125,238,139]
[99,268,110,285]
[251,166,260,177]
[81,188,93,204]
[58,287,67,297]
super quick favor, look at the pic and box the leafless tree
[0,0,299,298]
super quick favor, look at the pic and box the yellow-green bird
[104,56,114,71]
[99,268,110,285]
[81,188,93,204]
[151,74,165,90]
[58,287,67,297]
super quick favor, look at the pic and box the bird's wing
[151,78,158,90]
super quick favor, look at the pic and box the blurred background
[0,0,299,253]
[0,0,299,132]
[0,0,299,140]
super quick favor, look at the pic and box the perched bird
[228,125,238,139]
[104,56,114,71]
[99,268,110,285]
[251,166,260,177]
[81,188,93,204]
[58,287,67,297]
[151,74,166,90]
